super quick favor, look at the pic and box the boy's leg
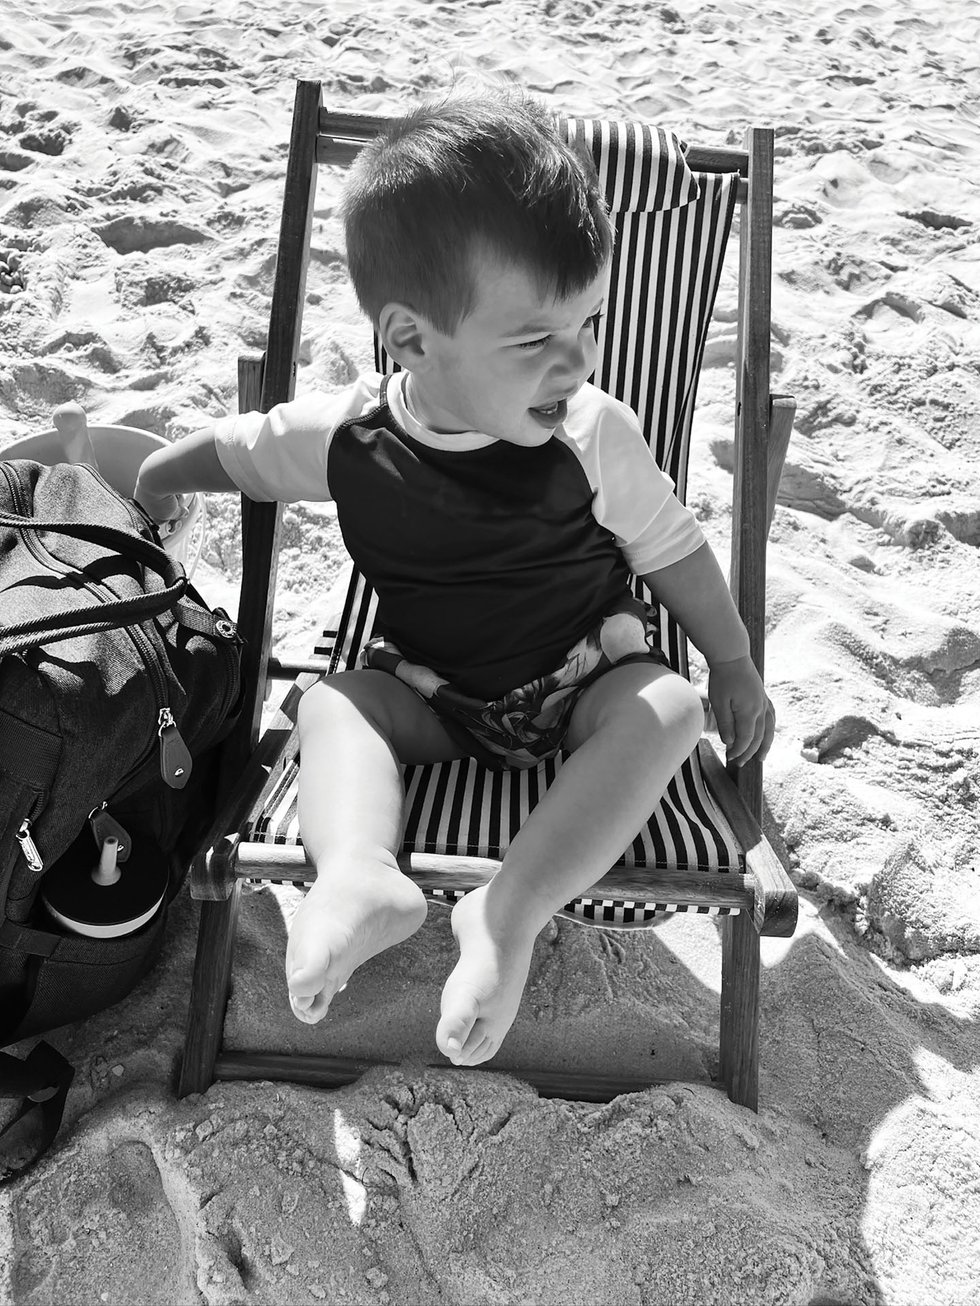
[436,662,705,1065]
[287,669,464,1022]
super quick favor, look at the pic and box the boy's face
[406,252,608,446]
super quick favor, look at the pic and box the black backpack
[0,459,243,1181]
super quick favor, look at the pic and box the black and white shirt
[215,371,704,699]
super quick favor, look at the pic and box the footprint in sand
[19,126,70,157]
[774,199,823,229]
[6,105,73,160]
[900,209,972,232]
[709,435,846,520]
[11,1134,197,1306]
[809,152,886,209]
[95,214,210,255]
[7,361,88,409]
[0,147,33,173]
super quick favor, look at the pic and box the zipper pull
[158,708,193,790]
[88,804,133,862]
[16,820,44,874]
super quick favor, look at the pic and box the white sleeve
[564,387,705,574]
[212,374,383,503]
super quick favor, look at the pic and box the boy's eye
[516,313,604,351]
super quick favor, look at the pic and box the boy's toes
[289,989,331,1024]
[286,965,333,1024]
[436,992,481,1063]
[455,1034,496,1067]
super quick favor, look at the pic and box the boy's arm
[133,426,236,522]
[640,540,774,765]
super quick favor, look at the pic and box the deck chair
[178,80,798,1112]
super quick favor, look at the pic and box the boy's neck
[403,373,471,437]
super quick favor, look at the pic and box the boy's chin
[499,423,558,447]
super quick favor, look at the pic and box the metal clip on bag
[0,459,243,1182]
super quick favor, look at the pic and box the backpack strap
[0,509,187,655]
[0,1040,74,1185]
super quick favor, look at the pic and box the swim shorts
[360,591,670,770]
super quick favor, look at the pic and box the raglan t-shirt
[214,371,704,699]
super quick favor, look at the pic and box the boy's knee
[631,670,704,758]
[663,675,708,753]
[573,664,704,755]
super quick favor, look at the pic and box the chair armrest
[697,739,797,937]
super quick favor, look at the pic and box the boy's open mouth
[528,397,568,427]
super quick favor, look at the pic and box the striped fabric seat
[248,120,743,928]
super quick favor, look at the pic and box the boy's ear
[377,303,434,369]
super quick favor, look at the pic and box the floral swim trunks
[360,592,670,770]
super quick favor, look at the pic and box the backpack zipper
[2,787,47,879]
[15,820,44,874]
[158,707,193,787]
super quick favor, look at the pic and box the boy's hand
[133,483,182,524]
[132,427,231,524]
[707,654,775,766]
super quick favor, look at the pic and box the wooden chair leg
[719,912,761,1110]
[177,882,242,1097]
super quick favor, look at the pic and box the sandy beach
[2,1,979,1302]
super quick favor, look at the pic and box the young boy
[135,85,774,1070]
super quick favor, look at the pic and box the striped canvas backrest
[372,120,739,674]
[565,120,737,495]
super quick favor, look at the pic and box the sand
[1,1,979,1303]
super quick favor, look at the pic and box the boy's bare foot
[435,883,542,1066]
[286,856,428,1023]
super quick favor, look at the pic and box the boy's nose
[554,333,595,386]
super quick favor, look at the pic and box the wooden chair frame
[177,80,797,1111]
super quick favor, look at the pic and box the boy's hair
[341,84,613,334]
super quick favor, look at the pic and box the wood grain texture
[233,840,755,911]
[698,741,798,938]
[720,912,761,1110]
[177,883,242,1098]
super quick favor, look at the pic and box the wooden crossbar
[234,842,754,911]
[213,1051,671,1103]
[314,109,751,202]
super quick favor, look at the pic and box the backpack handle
[0,510,187,656]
